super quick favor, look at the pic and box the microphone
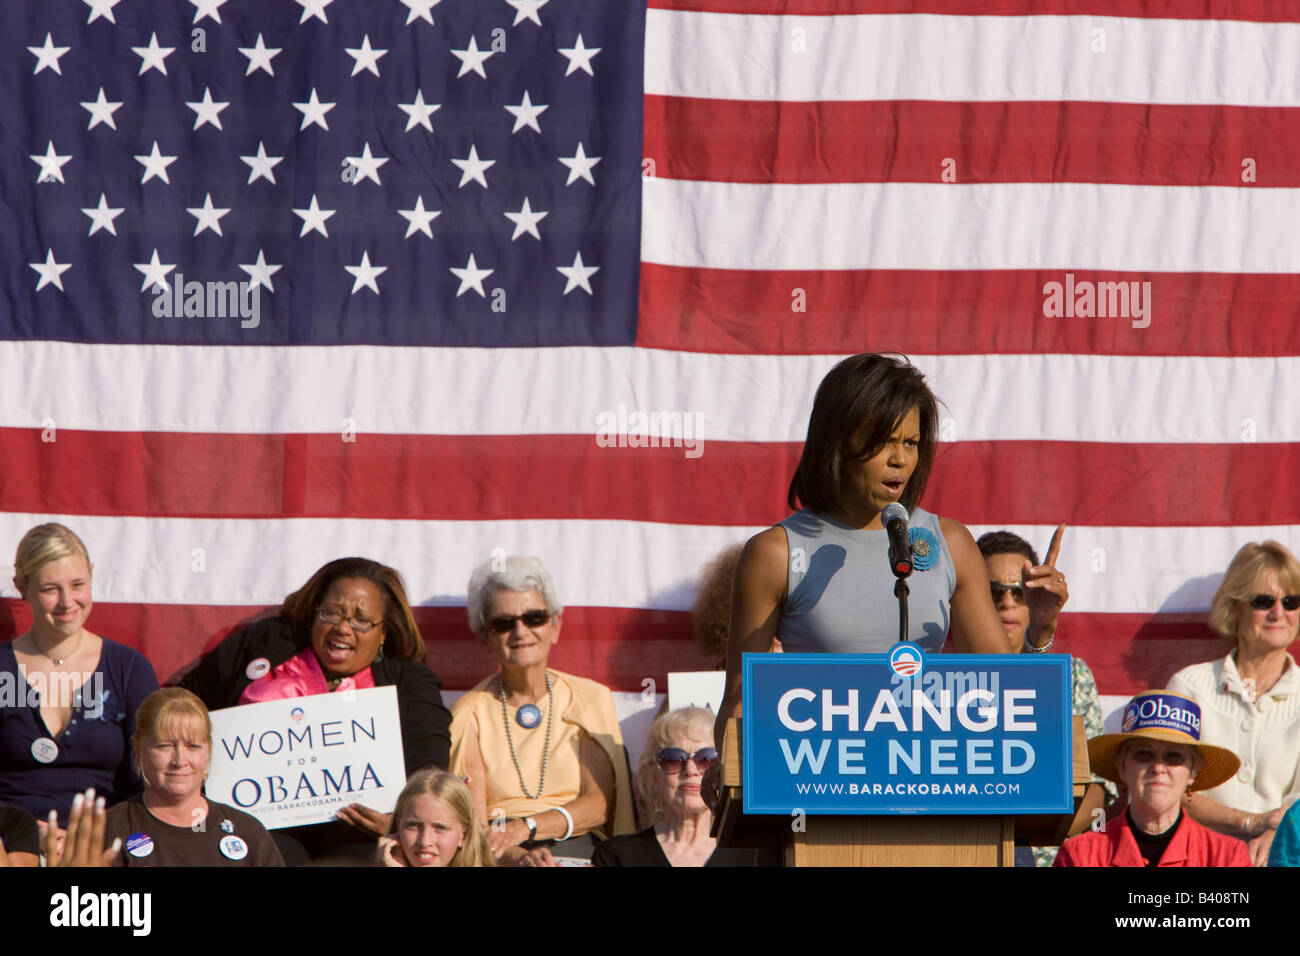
[882,502,912,578]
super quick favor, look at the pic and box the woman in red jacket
[1055,690,1249,867]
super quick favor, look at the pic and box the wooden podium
[712,716,1099,866]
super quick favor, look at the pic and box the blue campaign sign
[742,648,1073,815]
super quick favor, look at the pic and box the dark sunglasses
[1126,747,1190,767]
[656,747,718,774]
[486,609,551,634]
[1249,594,1300,612]
[990,582,1026,605]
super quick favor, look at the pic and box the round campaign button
[516,703,542,729]
[220,835,248,861]
[31,738,59,764]
[245,658,271,681]
[125,833,155,858]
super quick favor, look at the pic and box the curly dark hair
[691,544,745,658]
[976,531,1039,566]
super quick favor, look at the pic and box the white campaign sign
[206,686,406,830]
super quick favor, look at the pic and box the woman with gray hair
[449,555,635,865]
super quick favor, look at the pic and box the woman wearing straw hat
[1054,690,1250,867]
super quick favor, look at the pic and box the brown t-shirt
[106,796,284,867]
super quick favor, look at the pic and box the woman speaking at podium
[711,353,1061,772]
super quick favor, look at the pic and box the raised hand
[1024,524,1069,648]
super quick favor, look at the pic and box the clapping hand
[46,789,120,867]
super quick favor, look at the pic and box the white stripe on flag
[0,512,1291,615]
[4,342,1299,443]
[641,179,1300,273]
[645,9,1300,106]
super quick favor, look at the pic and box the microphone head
[882,502,909,525]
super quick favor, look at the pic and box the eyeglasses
[656,747,718,774]
[317,607,381,633]
[1125,747,1191,767]
[990,582,1026,605]
[486,609,551,634]
[1248,593,1300,612]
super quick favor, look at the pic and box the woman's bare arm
[714,527,788,758]
[942,517,1013,654]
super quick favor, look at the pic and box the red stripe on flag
[0,601,1220,695]
[648,0,1300,21]
[0,602,718,693]
[638,264,1300,357]
[645,97,1300,186]
[6,427,1300,526]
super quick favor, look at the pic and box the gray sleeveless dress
[776,507,956,653]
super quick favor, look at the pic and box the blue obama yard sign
[742,646,1073,815]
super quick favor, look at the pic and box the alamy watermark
[595,402,704,458]
[1041,273,1151,329]
[151,273,260,329]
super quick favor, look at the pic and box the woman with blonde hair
[593,707,772,866]
[379,769,494,867]
[103,687,283,866]
[0,523,158,836]
[1168,540,1300,865]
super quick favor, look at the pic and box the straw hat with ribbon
[1087,690,1240,791]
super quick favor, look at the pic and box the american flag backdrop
[3,0,1299,710]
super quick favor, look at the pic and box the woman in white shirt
[1168,540,1300,866]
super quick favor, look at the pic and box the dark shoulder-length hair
[279,557,425,661]
[787,353,940,516]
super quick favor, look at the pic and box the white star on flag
[28,34,71,75]
[186,88,230,131]
[398,0,441,25]
[505,91,548,134]
[240,142,284,185]
[558,34,600,76]
[31,141,72,184]
[345,35,388,76]
[452,145,495,189]
[397,196,441,239]
[239,34,282,76]
[135,142,178,185]
[29,250,72,293]
[451,36,494,79]
[506,0,549,27]
[294,0,335,24]
[187,194,231,236]
[397,91,440,133]
[293,89,336,131]
[134,249,176,293]
[345,252,387,295]
[556,251,599,295]
[344,143,389,186]
[504,197,548,241]
[81,88,124,130]
[293,195,336,238]
[559,142,601,186]
[133,33,176,76]
[189,0,229,24]
[83,0,124,24]
[239,250,283,293]
[82,194,125,236]
[450,254,493,297]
